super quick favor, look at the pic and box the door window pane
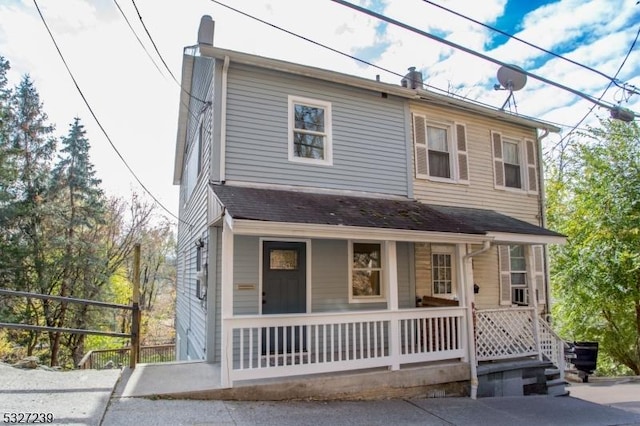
[270,249,298,270]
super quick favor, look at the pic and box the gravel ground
[0,362,121,426]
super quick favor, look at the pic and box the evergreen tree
[2,74,56,357]
[47,117,105,365]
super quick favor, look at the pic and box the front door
[262,241,306,354]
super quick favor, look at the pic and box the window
[503,139,522,188]
[350,242,384,302]
[288,96,332,165]
[413,114,468,183]
[491,131,538,193]
[269,249,298,270]
[498,244,546,306]
[509,245,527,305]
[427,125,451,178]
[432,253,453,295]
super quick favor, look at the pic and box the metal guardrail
[0,244,143,368]
[77,344,175,369]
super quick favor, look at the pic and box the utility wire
[129,0,208,104]
[209,0,605,131]
[420,0,640,96]
[551,25,640,153]
[33,0,186,226]
[331,0,639,118]
[113,0,165,78]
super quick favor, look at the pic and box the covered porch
[208,185,565,391]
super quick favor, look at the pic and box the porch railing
[225,307,466,383]
[475,308,567,376]
[537,317,567,379]
[77,344,176,369]
[475,307,537,361]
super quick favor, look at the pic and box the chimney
[198,15,214,46]
[401,66,423,90]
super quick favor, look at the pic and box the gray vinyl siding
[233,235,260,315]
[312,240,414,312]
[410,101,541,224]
[224,63,409,196]
[206,226,222,363]
[175,55,214,361]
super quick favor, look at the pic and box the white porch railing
[475,308,567,375]
[225,307,466,384]
[538,316,567,380]
[475,307,537,361]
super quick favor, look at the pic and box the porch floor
[113,360,470,401]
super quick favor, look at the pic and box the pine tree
[48,117,105,364]
[4,74,56,357]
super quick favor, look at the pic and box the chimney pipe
[198,15,214,46]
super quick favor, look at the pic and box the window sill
[288,157,333,167]
[349,297,387,304]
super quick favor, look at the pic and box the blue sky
[0,0,638,220]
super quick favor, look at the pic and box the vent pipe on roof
[198,15,215,46]
[401,66,423,90]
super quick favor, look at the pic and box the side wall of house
[175,55,214,361]
[409,102,541,224]
[224,63,409,196]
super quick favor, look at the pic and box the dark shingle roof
[211,185,563,238]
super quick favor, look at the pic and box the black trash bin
[571,341,598,382]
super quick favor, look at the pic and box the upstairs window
[503,139,522,189]
[288,96,332,166]
[413,114,468,183]
[491,131,538,193]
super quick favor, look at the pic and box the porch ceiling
[210,184,565,243]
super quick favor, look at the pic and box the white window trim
[431,244,457,299]
[288,95,333,166]
[348,240,386,304]
[502,137,526,192]
[413,114,468,184]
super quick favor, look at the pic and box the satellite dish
[494,65,527,111]
[496,65,527,91]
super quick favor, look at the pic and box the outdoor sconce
[195,238,204,248]
[474,283,480,294]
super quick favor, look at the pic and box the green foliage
[548,119,640,376]
[0,55,176,368]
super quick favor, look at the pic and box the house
[172,16,566,398]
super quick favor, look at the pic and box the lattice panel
[475,309,537,361]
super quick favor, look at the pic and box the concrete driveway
[568,376,640,415]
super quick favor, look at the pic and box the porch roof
[211,185,565,243]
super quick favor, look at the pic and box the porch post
[525,245,542,361]
[220,214,234,387]
[386,241,400,370]
[455,244,469,363]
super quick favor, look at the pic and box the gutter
[219,56,230,182]
[536,129,552,318]
[463,240,491,400]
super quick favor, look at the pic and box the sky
[0,0,639,222]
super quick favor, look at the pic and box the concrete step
[546,377,569,397]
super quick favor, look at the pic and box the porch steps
[545,367,570,397]
[477,359,554,397]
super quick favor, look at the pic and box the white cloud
[1,0,639,220]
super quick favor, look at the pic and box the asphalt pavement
[3,362,640,426]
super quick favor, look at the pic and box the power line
[331,0,639,118]
[129,0,208,105]
[420,0,640,96]
[113,0,166,78]
[551,25,640,153]
[207,0,568,129]
[33,0,186,226]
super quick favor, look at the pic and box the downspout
[537,128,551,318]
[463,240,491,400]
[219,56,230,182]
